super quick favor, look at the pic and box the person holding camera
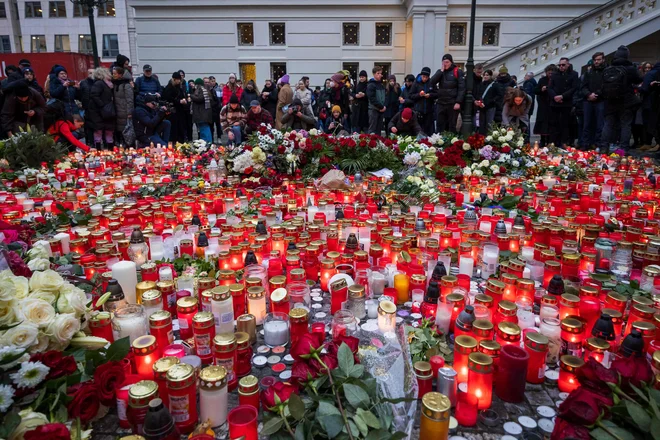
[48,66,80,117]
[281,98,316,131]
[324,105,347,136]
[133,94,171,147]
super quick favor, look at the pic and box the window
[25,1,42,18]
[482,23,500,46]
[79,34,93,54]
[73,4,88,17]
[343,23,359,46]
[0,3,6,18]
[100,0,115,17]
[0,35,10,53]
[270,62,287,82]
[237,23,253,46]
[375,23,392,46]
[342,62,359,85]
[449,22,467,46]
[30,35,46,52]
[49,1,65,17]
[269,23,285,46]
[102,34,119,57]
[375,63,391,80]
[54,34,69,52]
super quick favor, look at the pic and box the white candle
[435,303,453,335]
[521,246,535,261]
[177,276,194,294]
[248,295,267,325]
[366,300,378,319]
[90,204,103,216]
[54,232,70,255]
[370,272,386,296]
[307,206,319,223]
[264,320,289,347]
[112,261,138,304]
[200,374,228,428]
[459,256,474,276]
[22,199,34,212]
[211,294,234,335]
[159,266,173,282]
[149,236,164,261]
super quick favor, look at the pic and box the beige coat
[275,83,293,129]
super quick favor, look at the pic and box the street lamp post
[69,0,108,68]
[461,0,477,135]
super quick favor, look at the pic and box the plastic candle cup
[377,300,397,334]
[435,302,453,335]
[176,296,198,340]
[132,335,158,379]
[472,319,494,344]
[228,405,258,440]
[414,361,434,399]
[501,273,518,302]
[495,345,529,403]
[559,294,580,320]
[330,277,349,314]
[320,259,336,292]
[192,311,216,365]
[393,271,410,304]
[459,256,474,276]
[238,375,260,411]
[235,332,253,378]
[558,355,585,393]
[455,389,478,427]
[89,311,114,343]
[127,380,159,435]
[585,337,611,367]
[419,392,451,438]
[213,333,238,391]
[454,335,478,383]
[524,332,549,384]
[495,322,521,348]
[211,286,234,335]
[289,308,309,347]
[270,288,290,315]
[152,356,179,408]
[199,365,228,429]
[165,363,198,435]
[560,317,585,357]
[247,287,267,325]
[467,352,494,410]
[229,283,246,318]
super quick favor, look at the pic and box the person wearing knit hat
[275,74,293,129]
[399,74,416,111]
[614,45,630,60]
[220,92,247,145]
[409,67,437,135]
[384,74,401,130]
[2,84,45,135]
[547,56,579,147]
[352,69,370,132]
[22,67,43,95]
[324,105,347,135]
[222,73,243,107]
[429,52,465,133]
[388,106,422,137]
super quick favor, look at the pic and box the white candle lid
[518,416,537,430]
[503,422,523,435]
[537,405,556,418]
[279,370,292,380]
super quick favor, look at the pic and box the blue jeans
[148,119,171,146]
[198,122,212,143]
[602,107,635,150]
[582,101,605,148]
[227,125,242,145]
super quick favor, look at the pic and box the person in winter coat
[641,61,660,149]
[135,65,162,98]
[112,66,134,144]
[351,71,369,133]
[1,85,45,134]
[245,100,274,134]
[327,73,351,131]
[388,107,422,137]
[48,66,81,117]
[222,74,243,107]
[410,67,438,135]
[602,45,644,151]
[133,94,170,146]
[502,88,533,138]
[496,67,516,89]
[162,71,187,143]
[548,57,580,147]
[275,75,293,129]
[324,105,348,136]
[366,66,386,135]
[430,54,466,133]
[384,75,401,130]
[534,65,556,146]
[522,72,537,117]
[190,78,216,143]
[474,70,503,135]
[281,97,316,131]
[293,80,313,117]
[22,68,43,96]
[87,67,115,148]
[399,74,416,111]
[260,79,278,119]
[240,80,259,111]
[579,52,607,150]
[78,68,96,145]
[48,115,89,152]
[220,94,247,145]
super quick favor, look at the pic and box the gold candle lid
[421,392,450,421]
[378,300,396,315]
[247,286,265,299]
[149,310,171,327]
[455,335,478,351]
[525,332,549,351]
[153,356,180,376]
[560,317,584,333]
[239,374,259,394]
[212,285,230,301]
[199,365,227,389]
[560,355,585,372]
[132,335,157,355]
[128,380,158,407]
[176,296,198,311]
[166,363,196,389]
[214,333,237,350]
[497,322,521,338]
[413,361,432,377]
[468,352,493,372]
[586,337,610,352]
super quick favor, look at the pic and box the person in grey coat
[112,66,134,144]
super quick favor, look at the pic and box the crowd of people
[0,46,659,153]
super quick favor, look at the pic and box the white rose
[485,136,492,142]
[57,283,88,317]
[474,170,483,177]
[28,289,58,305]
[512,160,520,167]
[0,323,39,349]
[463,143,471,151]
[0,300,19,327]
[498,136,506,142]
[27,258,50,272]
[505,133,513,141]
[20,299,55,328]
[500,128,507,134]
[516,140,524,147]
[27,245,49,261]
[29,332,49,354]
[491,164,500,174]
[480,160,490,167]
[29,269,64,293]
[450,137,459,144]
[406,175,414,183]
[8,410,49,440]
[462,166,472,176]
[47,314,81,345]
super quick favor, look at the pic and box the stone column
[407,0,448,74]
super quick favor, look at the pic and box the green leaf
[261,417,284,436]
[650,388,660,406]
[356,408,381,429]
[349,364,365,378]
[295,423,307,440]
[317,400,342,417]
[345,420,359,438]
[52,405,68,423]
[591,421,636,440]
[288,393,306,421]
[105,337,130,362]
[365,429,395,440]
[649,391,660,420]
[352,415,369,437]
[0,347,26,365]
[651,418,660,440]
[374,403,393,430]
[318,414,344,439]
[0,408,21,438]
[337,343,354,376]
[343,383,370,409]
[625,400,651,432]
[390,433,408,440]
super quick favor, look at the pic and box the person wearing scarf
[191,78,216,143]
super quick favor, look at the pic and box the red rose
[67,382,100,423]
[558,386,613,426]
[243,166,253,175]
[290,333,324,361]
[499,166,507,174]
[332,335,359,354]
[550,418,590,440]
[311,354,339,374]
[94,361,126,405]
[25,423,70,440]
[611,356,653,391]
[261,381,297,411]
[501,146,511,153]
[291,361,318,387]
[278,145,285,154]
[576,359,618,394]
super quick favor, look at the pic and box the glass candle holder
[524,332,549,384]
[199,365,228,429]
[493,300,517,327]
[467,352,494,410]
[560,317,585,357]
[559,294,580,320]
[332,310,357,339]
[165,363,198,434]
[213,333,238,391]
[112,304,148,344]
[228,405,258,440]
[414,361,433,399]
[289,308,309,347]
[264,312,290,347]
[235,332,253,378]
[558,355,585,393]
[625,304,656,336]
[141,289,163,318]
[495,345,529,403]
[440,275,458,302]
[132,335,158,379]
[347,284,366,320]
[193,311,216,365]
[501,273,518,303]
[247,287,267,325]
[419,392,450,438]
[377,300,397,334]
[176,296,198,340]
[455,388,478,427]
[454,335,478,383]
[485,279,505,309]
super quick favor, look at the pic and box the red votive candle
[495,345,529,403]
[454,335,478,383]
[558,355,584,393]
[455,388,478,427]
[467,352,493,410]
[429,355,445,379]
[414,361,433,399]
[524,332,549,384]
[228,405,258,440]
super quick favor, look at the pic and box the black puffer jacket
[548,67,580,108]
[430,65,466,106]
[409,77,438,115]
[604,58,643,111]
[79,77,95,110]
[87,79,114,131]
[580,64,606,102]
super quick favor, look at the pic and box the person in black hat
[548,57,580,147]
[135,64,162,98]
[18,59,31,69]
[1,85,46,135]
[22,67,43,96]
[115,54,130,70]
[410,66,438,135]
[133,93,171,147]
[351,70,369,133]
[399,74,416,111]
[162,71,188,143]
[430,53,465,133]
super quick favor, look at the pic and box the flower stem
[315,354,356,440]
[279,407,296,438]
[597,420,625,440]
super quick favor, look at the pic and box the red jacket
[222,84,243,107]
[48,120,89,152]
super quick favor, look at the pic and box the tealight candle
[112,304,148,344]
[467,352,493,409]
[264,312,290,347]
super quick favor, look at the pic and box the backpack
[602,66,627,100]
